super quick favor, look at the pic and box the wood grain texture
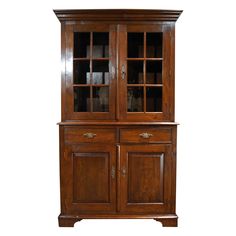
[72,152,110,203]
[127,152,164,203]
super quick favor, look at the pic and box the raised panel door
[120,144,172,213]
[61,144,116,214]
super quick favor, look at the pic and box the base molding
[58,213,178,227]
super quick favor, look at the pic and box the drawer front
[64,127,116,143]
[120,128,172,143]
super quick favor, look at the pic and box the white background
[0,0,236,235]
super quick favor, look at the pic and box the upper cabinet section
[54,9,182,122]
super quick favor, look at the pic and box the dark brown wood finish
[55,9,182,228]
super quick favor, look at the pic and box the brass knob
[121,64,126,80]
[111,166,115,179]
[139,132,153,139]
[121,167,126,176]
[83,133,97,139]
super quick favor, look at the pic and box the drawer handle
[139,132,153,139]
[83,133,97,139]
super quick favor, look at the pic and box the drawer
[120,128,172,143]
[64,127,116,143]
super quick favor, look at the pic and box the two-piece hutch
[54,9,182,227]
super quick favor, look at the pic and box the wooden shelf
[127,84,163,87]
[92,58,110,61]
[127,58,163,61]
[73,84,109,87]
[74,58,109,61]
[73,58,90,61]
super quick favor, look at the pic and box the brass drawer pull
[83,133,97,139]
[139,132,153,139]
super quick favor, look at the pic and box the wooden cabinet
[55,9,182,228]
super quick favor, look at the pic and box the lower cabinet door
[120,144,173,213]
[62,144,116,214]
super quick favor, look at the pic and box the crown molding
[54,9,183,22]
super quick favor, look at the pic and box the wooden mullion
[90,32,93,112]
[143,32,146,113]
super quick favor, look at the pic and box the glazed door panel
[62,144,116,214]
[120,144,172,213]
[64,24,117,120]
[118,24,174,121]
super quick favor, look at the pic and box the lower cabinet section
[59,125,177,227]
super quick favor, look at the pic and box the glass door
[118,25,173,121]
[65,25,116,120]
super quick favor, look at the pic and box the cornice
[54,9,183,22]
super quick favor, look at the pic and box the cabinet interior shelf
[74,58,110,61]
[73,84,109,87]
[127,84,163,87]
[127,58,163,61]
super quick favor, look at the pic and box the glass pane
[92,61,109,84]
[93,87,109,112]
[146,87,162,112]
[128,61,143,84]
[128,33,144,58]
[93,33,109,58]
[74,32,90,58]
[127,87,144,112]
[74,61,90,84]
[146,61,162,84]
[146,33,163,58]
[74,87,91,112]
